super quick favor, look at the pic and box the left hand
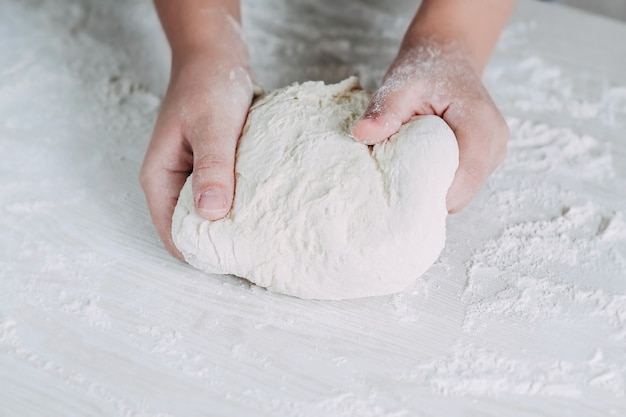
[351,37,509,213]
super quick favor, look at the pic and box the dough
[172,77,459,300]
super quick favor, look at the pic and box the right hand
[140,16,255,258]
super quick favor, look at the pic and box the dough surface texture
[172,77,459,300]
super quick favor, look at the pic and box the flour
[172,77,459,300]
[485,55,626,128]
[2,0,626,415]
[454,115,626,398]
[503,118,615,181]
[403,339,624,397]
[464,202,626,328]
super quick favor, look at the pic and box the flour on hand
[172,77,459,300]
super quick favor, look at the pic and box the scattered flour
[464,203,626,327]
[401,340,624,397]
[453,114,626,399]
[486,55,626,127]
[503,118,615,180]
[2,0,626,415]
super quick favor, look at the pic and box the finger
[352,84,424,145]
[352,88,405,145]
[444,102,508,213]
[140,120,193,259]
[186,85,252,221]
[191,130,237,221]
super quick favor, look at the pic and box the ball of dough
[172,77,459,300]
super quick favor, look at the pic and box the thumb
[188,111,248,221]
[186,71,254,221]
[187,111,247,220]
[351,85,419,145]
[192,144,236,221]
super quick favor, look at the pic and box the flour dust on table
[172,77,459,300]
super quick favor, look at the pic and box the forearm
[405,0,516,72]
[154,0,244,65]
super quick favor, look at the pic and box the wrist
[171,15,247,68]
[155,0,247,72]
[405,0,515,73]
[170,38,250,79]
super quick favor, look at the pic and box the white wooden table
[1,1,625,416]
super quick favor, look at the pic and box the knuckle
[192,154,235,188]
[194,153,232,171]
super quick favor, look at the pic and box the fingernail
[198,188,228,213]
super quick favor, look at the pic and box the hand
[352,0,515,213]
[352,38,508,213]
[140,16,255,257]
